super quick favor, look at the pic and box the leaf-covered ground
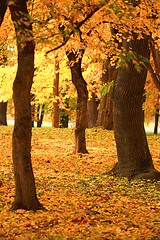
[0,127,160,240]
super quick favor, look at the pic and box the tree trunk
[0,0,7,26]
[87,92,98,128]
[110,34,160,180]
[0,101,7,125]
[52,55,60,128]
[154,95,159,135]
[60,109,69,128]
[9,0,42,210]
[97,59,116,130]
[67,50,88,154]
[37,104,45,128]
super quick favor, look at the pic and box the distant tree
[0,101,7,125]
[87,92,98,128]
[52,55,60,128]
[97,59,117,130]
[9,0,42,210]
[154,95,159,135]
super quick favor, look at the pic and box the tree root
[132,169,160,181]
[11,201,45,211]
[109,163,160,181]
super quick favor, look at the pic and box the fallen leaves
[0,127,160,239]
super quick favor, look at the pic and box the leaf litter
[0,127,160,240]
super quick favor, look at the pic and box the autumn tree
[39,0,110,153]
[12,0,160,178]
[110,0,160,180]
[8,0,42,210]
[67,49,88,153]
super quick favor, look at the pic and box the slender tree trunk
[67,50,88,154]
[110,34,160,180]
[0,101,7,125]
[9,0,42,210]
[87,92,98,128]
[52,55,60,128]
[97,59,116,130]
[154,95,159,135]
[37,104,45,128]
[0,0,7,26]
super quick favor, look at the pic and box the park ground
[0,127,160,240]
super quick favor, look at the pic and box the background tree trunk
[37,104,45,127]
[0,101,7,125]
[111,34,160,180]
[52,55,60,128]
[9,0,42,210]
[154,94,159,134]
[67,50,88,154]
[87,92,98,128]
[97,59,116,130]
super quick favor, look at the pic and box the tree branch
[46,1,108,54]
[148,63,160,92]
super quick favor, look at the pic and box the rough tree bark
[110,34,160,180]
[9,0,42,210]
[67,50,88,154]
[0,101,7,125]
[0,0,7,26]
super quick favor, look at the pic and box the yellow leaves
[7,0,15,6]
[0,127,160,239]
[0,65,17,102]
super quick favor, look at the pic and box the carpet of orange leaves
[0,127,160,240]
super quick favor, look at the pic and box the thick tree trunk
[87,92,98,128]
[0,0,7,26]
[97,59,116,130]
[52,56,60,128]
[67,50,88,154]
[111,35,160,180]
[9,0,42,210]
[0,101,7,125]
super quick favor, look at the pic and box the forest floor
[0,127,160,240]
